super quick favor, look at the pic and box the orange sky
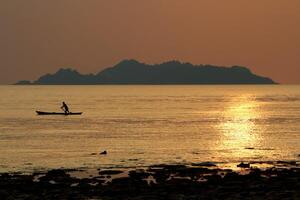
[0,0,299,84]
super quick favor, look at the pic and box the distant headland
[16,60,276,85]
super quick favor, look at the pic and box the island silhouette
[16,59,276,85]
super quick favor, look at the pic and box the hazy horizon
[1,0,300,84]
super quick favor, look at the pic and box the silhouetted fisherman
[61,102,70,114]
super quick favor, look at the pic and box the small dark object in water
[245,147,255,150]
[100,150,107,155]
[237,162,250,168]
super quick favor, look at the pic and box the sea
[0,85,299,172]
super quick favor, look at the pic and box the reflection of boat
[36,111,82,115]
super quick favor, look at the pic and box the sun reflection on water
[218,95,262,160]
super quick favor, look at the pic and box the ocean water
[0,85,299,172]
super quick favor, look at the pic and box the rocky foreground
[1,163,300,200]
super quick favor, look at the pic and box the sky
[0,0,299,84]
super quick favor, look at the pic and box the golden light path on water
[218,95,264,161]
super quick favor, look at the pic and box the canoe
[36,111,82,115]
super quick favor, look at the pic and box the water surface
[0,85,299,172]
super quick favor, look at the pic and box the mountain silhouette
[16,59,276,85]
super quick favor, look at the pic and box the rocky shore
[1,162,300,200]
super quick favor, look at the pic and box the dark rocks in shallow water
[39,169,76,186]
[152,170,170,184]
[248,168,262,179]
[111,177,133,186]
[237,162,250,168]
[128,170,151,180]
[110,177,148,194]
[205,174,222,184]
[98,170,123,175]
[192,162,217,167]
[46,169,68,177]
[176,167,216,180]
[166,178,194,187]
[1,166,300,199]
[152,164,193,177]
[223,171,241,181]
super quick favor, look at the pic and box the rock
[152,170,170,183]
[39,169,76,186]
[98,170,123,175]
[1,166,300,199]
[205,174,222,184]
[237,162,250,168]
[166,177,193,186]
[149,164,186,170]
[46,169,68,177]
[176,167,214,180]
[192,162,217,167]
[111,177,133,186]
[129,170,151,180]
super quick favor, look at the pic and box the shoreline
[1,161,299,199]
[2,159,299,174]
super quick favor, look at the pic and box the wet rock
[1,164,300,199]
[150,164,187,171]
[111,177,133,187]
[128,170,151,180]
[0,173,10,179]
[247,169,262,180]
[177,167,216,179]
[237,162,250,168]
[152,169,170,184]
[47,169,68,177]
[77,179,93,192]
[39,169,76,186]
[192,162,217,167]
[206,174,222,184]
[99,170,123,175]
[223,172,240,181]
[166,177,193,187]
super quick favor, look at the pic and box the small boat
[36,111,82,115]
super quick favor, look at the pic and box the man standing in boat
[61,101,70,114]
